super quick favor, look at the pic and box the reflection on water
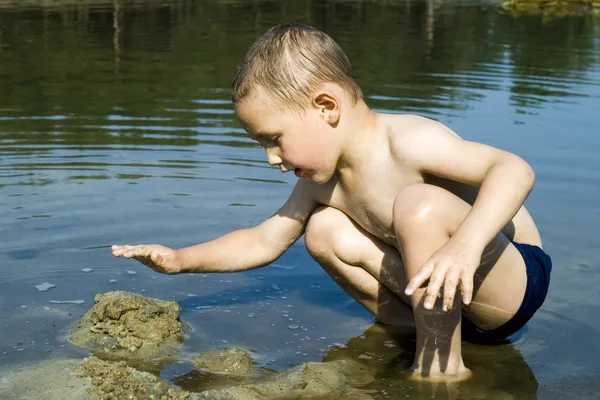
[0,0,599,398]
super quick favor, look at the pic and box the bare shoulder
[378,113,460,162]
[379,112,516,185]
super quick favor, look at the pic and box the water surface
[1,0,599,398]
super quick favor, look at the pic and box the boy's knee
[393,184,442,237]
[305,206,354,261]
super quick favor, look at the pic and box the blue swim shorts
[462,242,552,344]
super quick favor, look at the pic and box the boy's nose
[266,150,282,166]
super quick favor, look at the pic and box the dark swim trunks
[462,242,552,344]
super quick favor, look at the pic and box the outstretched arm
[113,179,318,274]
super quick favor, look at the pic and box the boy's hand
[405,240,482,311]
[112,244,183,275]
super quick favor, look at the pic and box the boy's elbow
[519,158,535,190]
[526,164,535,189]
[507,155,535,191]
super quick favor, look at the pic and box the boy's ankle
[410,347,470,382]
[409,364,472,382]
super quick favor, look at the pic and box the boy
[112,23,551,381]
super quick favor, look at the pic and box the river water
[0,0,599,398]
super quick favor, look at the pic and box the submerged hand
[112,244,183,275]
[405,240,483,311]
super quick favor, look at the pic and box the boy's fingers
[112,245,132,256]
[124,246,150,258]
[424,293,436,310]
[443,269,460,311]
[405,263,434,295]
[425,267,446,310]
[461,270,474,305]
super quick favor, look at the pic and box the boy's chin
[301,170,333,184]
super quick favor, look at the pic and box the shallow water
[0,0,599,398]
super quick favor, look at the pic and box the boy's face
[234,88,341,184]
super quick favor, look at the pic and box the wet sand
[0,359,91,400]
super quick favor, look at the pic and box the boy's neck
[335,99,380,179]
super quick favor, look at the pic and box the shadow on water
[0,0,599,399]
[321,324,540,399]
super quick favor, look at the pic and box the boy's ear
[312,91,340,126]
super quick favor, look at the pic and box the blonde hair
[232,23,363,111]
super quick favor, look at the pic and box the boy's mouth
[294,168,302,177]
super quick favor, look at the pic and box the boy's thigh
[465,233,527,329]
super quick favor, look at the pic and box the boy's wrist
[450,229,488,253]
[174,248,191,273]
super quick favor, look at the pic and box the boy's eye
[267,136,279,144]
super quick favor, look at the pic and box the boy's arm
[179,179,318,273]
[396,117,535,309]
[114,179,318,274]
